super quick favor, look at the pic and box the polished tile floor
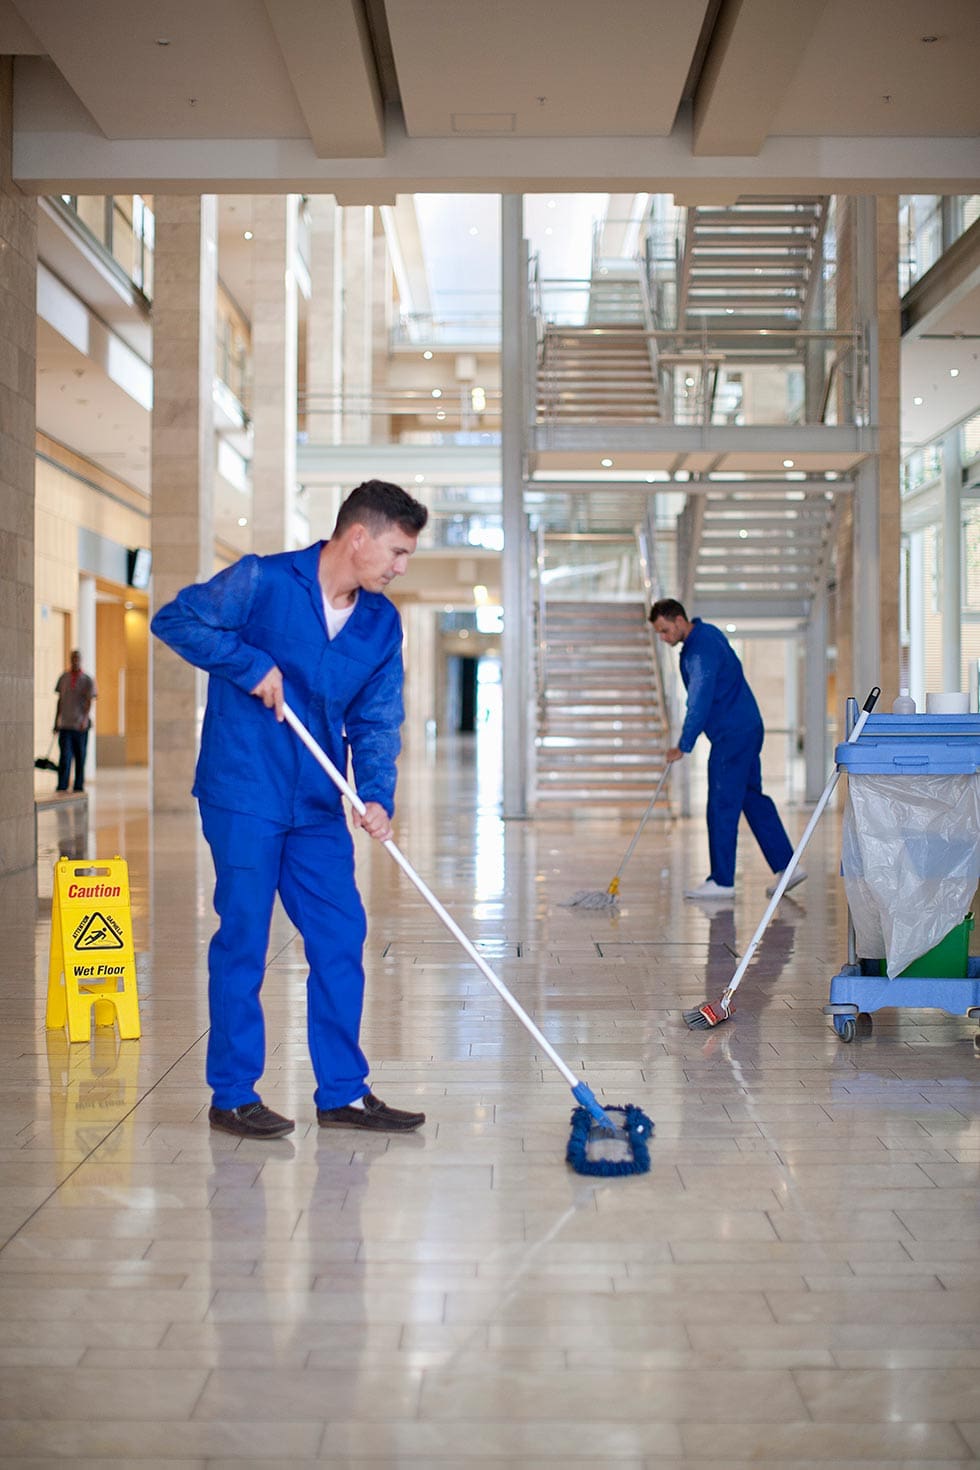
[4,730,980,1468]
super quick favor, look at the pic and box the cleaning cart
[824,705,980,1045]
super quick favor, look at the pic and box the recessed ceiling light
[726,307,734,314]
[921,34,939,42]
[243,230,253,240]
[423,350,433,360]
[431,388,442,398]
[950,367,960,377]
[726,624,737,633]
[685,376,695,387]
[415,474,425,483]
[468,226,479,236]
[738,529,748,539]
[783,458,795,468]
[601,457,613,467]
[544,227,553,235]
[547,199,557,209]
[913,395,923,405]
[238,516,248,527]
[156,38,171,46]
[436,410,446,420]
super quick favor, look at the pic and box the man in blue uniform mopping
[649,598,805,903]
[152,480,429,1139]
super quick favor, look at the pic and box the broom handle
[720,686,880,1009]
[611,762,672,886]
[282,703,582,1091]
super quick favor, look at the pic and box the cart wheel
[835,1016,856,1043]
[974,1032,980,1055]
[856,1012,873,1038]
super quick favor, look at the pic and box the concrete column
[151,195,218,811]
[908,528,926,709]
[306,195,341,447]
[835,196,901,719]
[803,589,829,801]
[341,206,374,443]
[250,195,298,554]
[371,213,391,446]
[941,427,963,691]
[501,193,529,818]
[0,58,37,874]
[303,195,343,538]
[78,575,97,782]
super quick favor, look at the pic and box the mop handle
[281,703,582,1092]
[720,686,880,1009]
[612,762,672,886]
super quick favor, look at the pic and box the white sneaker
[766,868,807,898]
[684,878,735,901]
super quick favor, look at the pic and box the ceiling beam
[12,98,980,196]
[263,0,385,158]
[692,0,829,157]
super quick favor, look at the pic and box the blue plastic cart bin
[825,711,980,1044]
[824,958,980,1042]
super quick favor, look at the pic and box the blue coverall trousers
[200,802,370,1112]
[706,726,794,888]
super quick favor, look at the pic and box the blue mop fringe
[566,1103,654,1177]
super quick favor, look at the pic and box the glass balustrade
[56,193,155,298]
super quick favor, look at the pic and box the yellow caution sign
[46,856,141,1042]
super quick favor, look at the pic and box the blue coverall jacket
[150,541,406,1112]
[677,618,762,755]
[151,540,405,822]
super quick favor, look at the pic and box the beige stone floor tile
[316,1418,686,1459]
[0,1420,323,1459]
[795,1366,980,1421]
[194,1366,424,1422]
[418,1364,807,1421]
[0,1461,208,1469]
[0,1367,207,1420]
[684,1423,975,1460]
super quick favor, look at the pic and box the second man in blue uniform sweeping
[650,598,805,903]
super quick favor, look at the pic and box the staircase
[536,325,660,425]
[679,485,837,617]
[536,263,660,425]
[536,601,671,809]
[678,196,828,350]
[587,272,646,325]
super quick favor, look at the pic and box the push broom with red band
[683,687,880,1031]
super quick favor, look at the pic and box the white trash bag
[841,773,980,979]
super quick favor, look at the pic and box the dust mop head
[559,889,619,910]
[566,1103,653,1176]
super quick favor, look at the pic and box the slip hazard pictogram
[73,911,125,950]
[47,857,141,1042]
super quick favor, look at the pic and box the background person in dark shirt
[53,649,96,792]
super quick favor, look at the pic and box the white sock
[347,1096,365,1110]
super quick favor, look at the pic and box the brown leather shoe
[317,1091,425,1132]
[209,1101,295,1139]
